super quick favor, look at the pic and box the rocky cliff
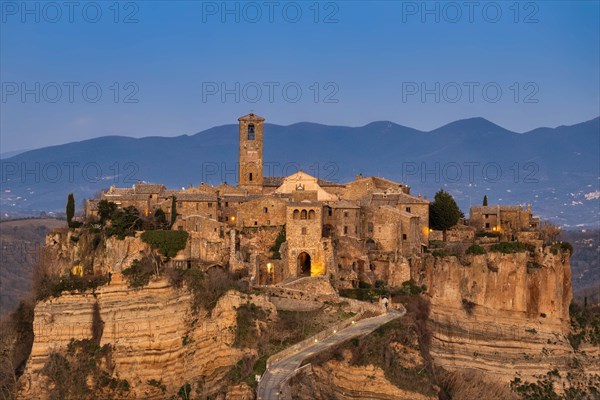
[412,247,580,383]
[19,273,275,399]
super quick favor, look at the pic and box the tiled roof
[173,193,217,201]
[133,183,166,194]
[370,192,428,204]
[263,176,285,187]
[238,113,265,122]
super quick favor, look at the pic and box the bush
[549,241,573,255]
[122,256,158,289]
[37,274,110,301]
[141,230,189,258]
[466,244,486,255]
[490,242,534,254]
[106,206,142,239]
[270,227,286,259]
[462,299,476,315]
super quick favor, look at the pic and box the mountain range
[1,117,598,228]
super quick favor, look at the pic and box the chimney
[355,173,363,180]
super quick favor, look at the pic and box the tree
[66,193,75,228]
[154,208,168,229]
[97,200,117,224]
[483,195,488,206]
[170,196,178,228]
[429,189,463,241]
[106,206,142,239]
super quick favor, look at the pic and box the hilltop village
[85,113,541,289]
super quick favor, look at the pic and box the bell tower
[238,113,264,192]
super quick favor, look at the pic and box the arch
[308,210,316,220]
[366,238,377,251]
[300,209,308,219]
[293,209,300,219]
[297,252,311,276]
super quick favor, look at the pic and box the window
[308,210,316,220]
[195,224,198,232]
[254,221,258,226]
[249,173,253,181]
[402,234,407,240]
[343,211,349,218]
[344,226,348,234]
[485,223,490,228]
[405,207,411,213]
[263,207,268,213]
[248,124,255,140]
[225,202,229,207]
[302,227,307,235]
[327,207,332,216]
[208,202,212,208]
[267,220,270,225]
[301,210,307,220]
[485,214,489,219]
[293,209,300,219]
[178,201,182,208]
[196,203,199,211]
[368,223,373,233]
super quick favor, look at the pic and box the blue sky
[1,0,599,152]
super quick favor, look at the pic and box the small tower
[238,113,264,192]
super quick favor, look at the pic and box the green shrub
[432,249,449,258]
[147,379,166,394]
[122,256,157,289]
[106,206,142,239]
[549,241,573,255]
[270,227,286,259]
[358,281,372,289]
[489,242,534,254]
[462,299,476,315]
[466,244,486,255]
[37,274,110,301]
[141,230,189,258]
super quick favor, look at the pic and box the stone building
[469,204,539,238]
[86,113,431,287]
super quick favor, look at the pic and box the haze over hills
[1,116,598,228]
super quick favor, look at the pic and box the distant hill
[1,117,598,227]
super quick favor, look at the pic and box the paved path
[256,310,403,400]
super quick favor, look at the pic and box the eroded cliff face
[45,229,151,276]
[290,360,436,400]
[19,274,275,399]
[412,248,576,383]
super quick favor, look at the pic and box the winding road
[256,310,404,400]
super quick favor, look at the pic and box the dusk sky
[1,1,599,152]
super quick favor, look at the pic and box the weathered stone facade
[85,113,430,287]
